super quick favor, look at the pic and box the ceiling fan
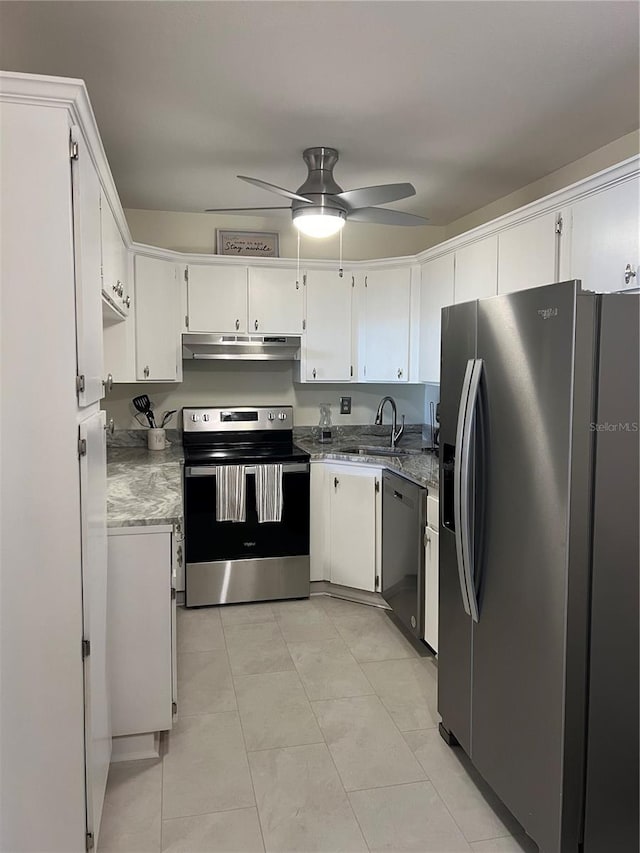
[206,147,429,238]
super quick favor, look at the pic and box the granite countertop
[107,445,184,529]
[105,426,439,527]
[295,429,440,491]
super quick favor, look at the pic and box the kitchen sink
[337,445,420,458]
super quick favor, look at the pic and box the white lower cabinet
[311,463,382,592]
[107,526,176,738]
[424,492,439,653]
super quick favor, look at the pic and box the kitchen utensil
[132,394,156,428]
[160,409,177,428]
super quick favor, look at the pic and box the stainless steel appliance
[182,334,301,361]
[183,406,310,607]
[439,281,639,853]
[381,470,426,640]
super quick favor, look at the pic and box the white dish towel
[255,464,283,523]
[216,465,246,522]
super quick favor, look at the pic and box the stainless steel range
[182,406,310,607]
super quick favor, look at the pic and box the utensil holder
[147,428,169,451]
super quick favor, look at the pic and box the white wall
[103,361,426,429]
[124,131,639,260]
[445,130,639,239]
[125,208,445,260]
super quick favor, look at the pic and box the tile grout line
[281,632,378,703]
[399,728,501,849]
[228,640,268,853]
[304,682,373,853]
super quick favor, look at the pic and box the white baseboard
[110,732,160,763]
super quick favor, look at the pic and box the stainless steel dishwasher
[382,470,427,640]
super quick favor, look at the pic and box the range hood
[182,333,301,361]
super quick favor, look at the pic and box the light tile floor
[98,597,539,853]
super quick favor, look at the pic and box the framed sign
[216,229,279,258]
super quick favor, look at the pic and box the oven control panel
[183,406,293,432]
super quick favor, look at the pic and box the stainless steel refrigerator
[438,280,639,853]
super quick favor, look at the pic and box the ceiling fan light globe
[293,210,346,238]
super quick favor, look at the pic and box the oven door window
[185,469,310,563]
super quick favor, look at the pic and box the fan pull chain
[296,230,301,288]
[338,228,343,278]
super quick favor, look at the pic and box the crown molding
[0,71,132,246]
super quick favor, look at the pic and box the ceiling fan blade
[347,207,430,226]
[205,206,291,212]
[336,182,416,208]
[237,175,313,204]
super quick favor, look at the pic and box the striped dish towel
[216,465,246,522]
[255,464,283,523]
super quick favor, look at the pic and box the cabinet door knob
[312,368,316,379]
[397,368,403,379]
[624,264,637,285]
[144,365,150,378]
[124,295,131,308]
[334,477,339,489]
[254,319,259,331]
[235,318,240,330]
[107,418,115,435]
[107,373,113,392]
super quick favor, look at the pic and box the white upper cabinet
[497,211,559,294]
[359,267,411,382]
[70,126,104,407]
[419,253,454,384]
[454,235,498,303]
[100,194,129,315]
[135,256,182,382]
[569,176,640,293]
[186,264,248,333]
[103,250,136,384]
[248,267,304,334]
[303,269,352,381]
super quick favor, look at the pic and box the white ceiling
[1,1,638,225]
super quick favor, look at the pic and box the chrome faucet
[375,396,405,449]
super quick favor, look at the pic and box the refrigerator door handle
[454,360,475,616]
[460,358,483,623]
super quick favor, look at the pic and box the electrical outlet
[340,396,352,415]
